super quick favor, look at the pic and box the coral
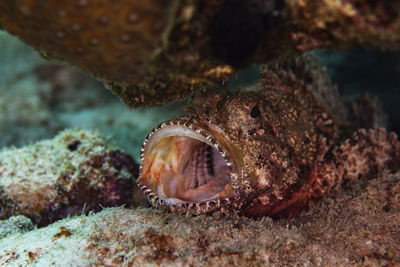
[0,0,231,107]
[1,1,399,107]
[0,0,175,83]
[0,215,35,239]
[0,3,399,265]
[285,0,400,51]
[0,170,399,266]
[0,129,142,226]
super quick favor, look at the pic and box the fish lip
[137,117,240,214]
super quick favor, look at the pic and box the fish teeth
[143,189,151,194]
[138,118,238,216]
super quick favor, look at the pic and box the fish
[137,57,400,217]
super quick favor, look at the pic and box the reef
[0,169,399,266]
[1,1,399,107]
[0,1,400,265]
[0,129,144,226]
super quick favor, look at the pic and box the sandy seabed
[0,169,399,266]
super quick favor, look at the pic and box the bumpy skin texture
[142,58,400,217]
[1,1,400,107]
[186,60,342,217]
[334,128,400,180]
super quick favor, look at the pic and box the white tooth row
[137,119,238,212]
[139,120,181,172]
[171,198,233,214]
[139,182,236,214]
[140,118,234,168]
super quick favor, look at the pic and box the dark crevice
[212,0,285,67]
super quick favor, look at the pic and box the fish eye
[250,106,260,118]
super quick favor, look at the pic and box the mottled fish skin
[138,57,400,217]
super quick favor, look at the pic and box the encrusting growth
[1,0,399,107]
[0,129,142,226]
[0,215,35,239]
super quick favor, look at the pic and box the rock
[0,215,35,239]
[0,129,142,226]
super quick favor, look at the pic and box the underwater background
[1,31,399,162]
[1,20,400,266]
[0,31,186,162]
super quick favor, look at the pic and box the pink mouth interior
[142,136,231,203]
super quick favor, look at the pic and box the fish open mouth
[137,120,234,211]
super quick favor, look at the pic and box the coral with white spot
[1,1,399,107]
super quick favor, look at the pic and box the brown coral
[1,1,399,107]
[0,0,232,107]
[0,0,173,83]
[285,0,400,51]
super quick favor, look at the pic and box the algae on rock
[0,170,399,266]
[0,215,35,239]
[0,129,142,226]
